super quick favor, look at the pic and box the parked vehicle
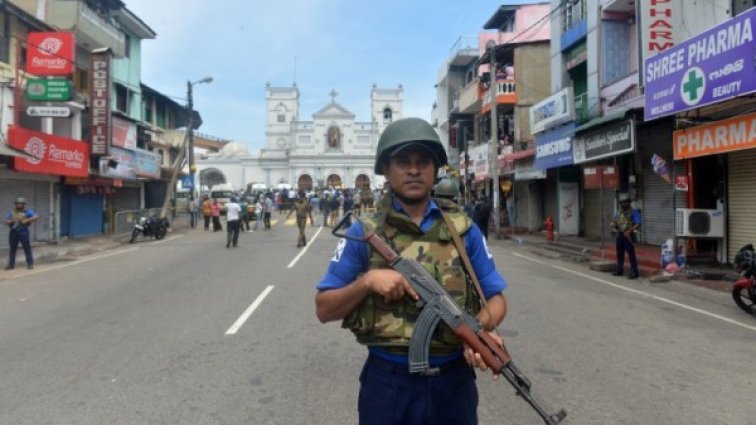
[130,216,170,243]
[732,244,755,317]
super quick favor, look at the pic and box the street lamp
[187,76,213,202]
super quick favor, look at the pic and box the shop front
[513,156,545,231]
[573,118,636,240]
[5,126,89,243]
[534,122,578,235]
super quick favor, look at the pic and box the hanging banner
[111,117,137,150]
[89,48,112,156]
[650,153,672,182]
[644,7,756,120]
[25,32,75,75]
[8,126,89,177]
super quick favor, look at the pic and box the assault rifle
[333,213,567,424]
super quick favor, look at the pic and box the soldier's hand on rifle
[463,331,504,380]
[361,269,420,303]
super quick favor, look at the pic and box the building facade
[197,84,402,192]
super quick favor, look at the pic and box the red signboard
[89,48,112,156]
[25,32,75,75]
[9,126,89,177]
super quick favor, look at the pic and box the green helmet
[14,197,26,204]
[374,117,448,175]
[433,177,459,200]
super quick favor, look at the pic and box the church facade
[196,84,404,192]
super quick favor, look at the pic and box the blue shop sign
[534,123,575,170]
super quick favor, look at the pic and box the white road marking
[287,225,324,268]
[151,234,185,245]
[225,285,275,335]
[509,251,756,333]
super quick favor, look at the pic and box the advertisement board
[134,148,161,179]
[672,111,756,159]
[573,120,635,164]
[534,123,575,170]
[529,87,575,134]
[112,117,138,150]
[644,7,756,120]
[25,32,75,75]
[98,147,136,180]
[8,126,88,177]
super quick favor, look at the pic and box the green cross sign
[681,67,705,106]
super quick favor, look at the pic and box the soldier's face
[385,147,436,204]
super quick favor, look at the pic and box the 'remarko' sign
[8,126,89,177]
[89,48,112,156]
[25,32,75,76]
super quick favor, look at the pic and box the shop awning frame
[574,109,629,134]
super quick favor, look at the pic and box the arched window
[383,107,392,123]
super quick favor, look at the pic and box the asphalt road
[1,214,754,425]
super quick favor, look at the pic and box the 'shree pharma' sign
[89,48,111,156]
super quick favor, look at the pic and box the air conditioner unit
[675,208,724,238]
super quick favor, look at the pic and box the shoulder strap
[440,210,487,308]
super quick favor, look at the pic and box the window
[277,114,286,122]
[144,100,153,124]
[74,68,88,92]
[733,0,756,15]
[115,84,129,113]
[0,14,9,64]
[601,20,630,86]
[124,34,131,58]
[563,0,587,30]
[383,107,392,123]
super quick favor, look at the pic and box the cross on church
[329,89,338,103]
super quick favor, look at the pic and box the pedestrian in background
[225,197,242,248]
[188,197,197,229]
[253,196,263,231]
[310,193,320,216]
[329,193,340,228]
[474,195,491,240]
[4,197,38,270]
[211,199,222,232]
[202,195,212,231]
[321,193,331,227]
[239,197,251,232]
[264,194,274,229]
[286,193,314,247]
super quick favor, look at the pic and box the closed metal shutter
[727,149,756,263]
[543,170,558,226]
[582,187,614,240]
[112,187,141,211]
[637,120,685,246]
[0,179,51,246]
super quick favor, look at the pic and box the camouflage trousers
[296,216,307,247]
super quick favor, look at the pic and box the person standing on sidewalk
[610,193,641,279]
[188,197,197,229]
[264,194,274,229]
[239,197,251,232]
[4,197,38,270]
[225,197,242,248]
[253,196,263,231]
[211,199,222,232]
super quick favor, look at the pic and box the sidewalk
[497,229,740,292]
[0,233,128,269]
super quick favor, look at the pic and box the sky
[126,0,541,153]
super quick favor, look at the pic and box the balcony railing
[458,79,481,113]
[80,4,125,44]
[481,79,517,110]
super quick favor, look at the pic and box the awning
[574,110,629,134]
[0,142,36,160]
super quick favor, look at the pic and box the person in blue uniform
[315,118,508,425]
[4,197,38,270]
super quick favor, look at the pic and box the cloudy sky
[126,0,538,153]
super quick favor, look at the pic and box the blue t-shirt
[317,198,507,365]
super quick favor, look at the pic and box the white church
[196,83,405,192]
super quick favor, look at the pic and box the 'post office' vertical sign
[90,48,112,156]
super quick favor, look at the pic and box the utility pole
[187,80,195,202]
[487,40,501,239]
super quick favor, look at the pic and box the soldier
[286,193,314,248]
[433,176,460,203]
[315,117,508,425]
[4,197,38,270]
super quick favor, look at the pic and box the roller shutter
[0,179,51,246]
[637,119,685,246]
[727,149,756,263]
[582,187,614,240]
[543,169,558,226]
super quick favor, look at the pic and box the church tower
[371,84,404,135]
[265,83,300,149]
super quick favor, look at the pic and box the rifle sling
[439,210,488,309]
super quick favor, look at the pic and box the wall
[514,42,551,143]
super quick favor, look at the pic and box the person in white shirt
[225,197,243,248]
[253,197,263,230]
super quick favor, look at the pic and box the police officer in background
[315,117,508,425]
[610,193,641,279]
[433,176,460,204]
[4,197,38,270]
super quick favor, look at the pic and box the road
[1,213,754,425]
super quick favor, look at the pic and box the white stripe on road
[509,251,756,333]
[287,225,325,268]
[225,285,275,335]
